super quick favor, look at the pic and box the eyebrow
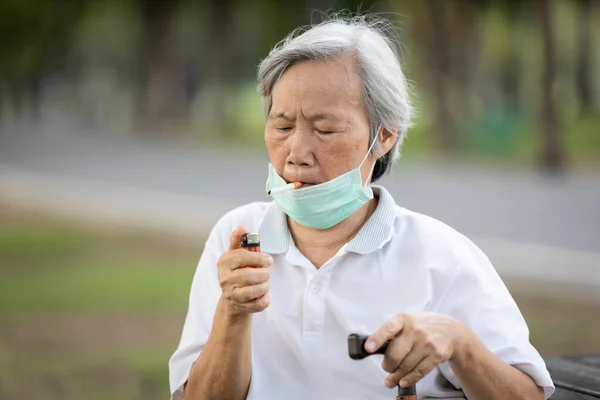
[267,112,341,122]
[268,112,293,121]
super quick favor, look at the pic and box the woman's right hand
[217,226,273,315]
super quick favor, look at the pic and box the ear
[376,126,398,158]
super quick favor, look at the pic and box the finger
[220,267,270,291]
[225,249,273,271]
[250,293,271,312]
[366,314,406,353]
[230,267,270,287]
[228,226,248,251]
[234,293,271,313]
[384,347,426,388]
[230,281,270,303]
[398,357,438,389]
[381,336,413,373]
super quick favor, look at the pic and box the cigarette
[268,182,302,196]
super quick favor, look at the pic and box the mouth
[284,180,317,188]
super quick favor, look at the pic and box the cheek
[265,135,288,164]
[318,138,362,177]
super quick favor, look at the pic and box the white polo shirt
[169,185,555,399]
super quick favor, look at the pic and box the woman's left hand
[365,312,470,389]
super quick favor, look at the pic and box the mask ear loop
[359,124,384,186]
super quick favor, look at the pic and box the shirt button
[311,285,319,294]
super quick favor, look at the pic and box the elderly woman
[169,15,554,400]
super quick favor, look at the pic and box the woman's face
[265,56,392,187]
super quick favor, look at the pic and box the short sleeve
[168,225,226,399]
[434,242,555,399]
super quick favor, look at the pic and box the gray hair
[257,14,413,182]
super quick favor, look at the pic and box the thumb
[228,226,248,251]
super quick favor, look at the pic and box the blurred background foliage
[1,0,598,169]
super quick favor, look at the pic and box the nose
[286,126,315,168]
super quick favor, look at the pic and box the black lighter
[241,232,262,272]
[241,232,264,299]
[241,232,261,253]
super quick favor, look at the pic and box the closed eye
[316,129,333,134]
[276,127,293,133]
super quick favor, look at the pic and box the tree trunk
[502,2,523,110]
[427,0,456,154]
[203,0,236,138]
[138,0,186,134]
[452,1,480,95]
[576,0,594,112]
[539,0,562,172]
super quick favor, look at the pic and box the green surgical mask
[265,131,379,229]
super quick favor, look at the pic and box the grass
[0,204,599,399]
[0,205,201,400]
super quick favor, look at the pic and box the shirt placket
[302,259,337,338]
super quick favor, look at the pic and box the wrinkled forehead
[270,57,366,119]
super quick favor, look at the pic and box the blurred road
[1,130,598,252]
[1,130,599,298]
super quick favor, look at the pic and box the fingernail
[399,379,408,388]
[385,379,395,389]
[264,255,273,265]
[365,340,375,351]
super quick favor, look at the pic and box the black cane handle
[348,333,390,360]
[348,333,417,398]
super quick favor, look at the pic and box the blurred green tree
[0,0,597,167]
[538,0,562,172]
[0,0,84,122]
[576,0,595,113]
[497,0,524,111]
[426,0,456,154]
[135,0,186,131]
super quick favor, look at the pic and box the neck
[287,195,379,268]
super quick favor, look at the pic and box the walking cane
[348,333,418,400]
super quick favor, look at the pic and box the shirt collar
[259,185,397,255]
